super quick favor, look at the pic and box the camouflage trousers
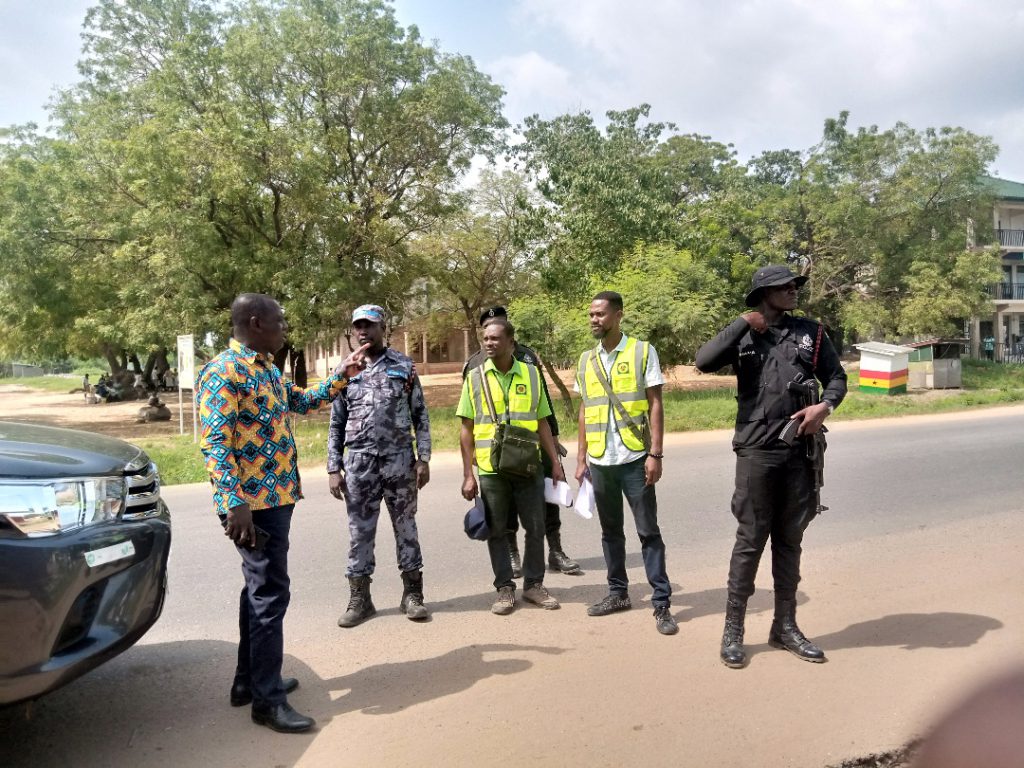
[343,449,423,578]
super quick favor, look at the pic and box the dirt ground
[0,365,733,440]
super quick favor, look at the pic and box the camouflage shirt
[327,347,430,470]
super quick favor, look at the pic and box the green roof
[984,176,1024,202]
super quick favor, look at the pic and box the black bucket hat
[744,265,808,307]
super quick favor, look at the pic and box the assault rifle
[778,375,829,518]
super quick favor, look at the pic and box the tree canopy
[0,0,505,371]
[0,1,1003,373]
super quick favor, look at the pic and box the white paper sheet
[574,478,596,519]
[544,478,574,507]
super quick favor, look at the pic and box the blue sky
[4,0,1024,180]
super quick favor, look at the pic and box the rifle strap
[811,322,824,373]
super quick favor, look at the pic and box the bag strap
[589,348,647,446]
[475,366,507,424]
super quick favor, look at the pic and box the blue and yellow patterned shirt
[197,338,347,517]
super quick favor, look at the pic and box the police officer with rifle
[695,266,847,668]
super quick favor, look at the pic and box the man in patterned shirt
[197,293,366,734]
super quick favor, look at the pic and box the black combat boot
[508,536,523,579]
[768,596,826,663]
[720,596,747,669]
[546,533,581,575]
[338,575,376,628]
[400,569,429,621]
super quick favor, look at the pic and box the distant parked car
[0,422,171,706]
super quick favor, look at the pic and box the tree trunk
[273,344,289,373]
[128,352,142,373]
[541,356,577,425]
[290,347,307,388]
[143,351,157,382]
[102,344,124,375]
[460,299,482,354]
[153,347,170,376]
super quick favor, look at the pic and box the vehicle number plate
[84,540,136,568]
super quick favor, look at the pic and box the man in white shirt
[574,291,677,635]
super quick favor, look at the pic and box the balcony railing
[997,228,1024,248]
[989,282,1024,300]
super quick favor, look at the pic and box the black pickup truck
[0,422,172,705]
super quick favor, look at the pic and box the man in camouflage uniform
[462,306,580,578]
[327,305,432,626]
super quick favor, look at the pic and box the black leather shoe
[768,597,826,663]
[768,624,826,662]
[231,677,299,707]
[720,597,747,669]
[251,702,316,733]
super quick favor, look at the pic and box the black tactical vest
[733,317,822,448]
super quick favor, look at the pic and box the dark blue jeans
[590,457,671,607]
[234,504,294,708]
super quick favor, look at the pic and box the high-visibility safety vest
[577,337,650,458]
[469,360,541,473]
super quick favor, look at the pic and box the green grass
[22,357,1024,487]
[135,409,467,486]
[0,375,84,393]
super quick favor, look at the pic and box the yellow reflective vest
[469,361,541,473]
[577,337,650,458]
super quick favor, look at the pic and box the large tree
[410,169,540,352]
[0,0,506,374]
[754,112,1000,341]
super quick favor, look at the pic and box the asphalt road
[3,406,1023,767]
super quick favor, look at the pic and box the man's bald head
[231,293,279,330]
[230,293,287,355]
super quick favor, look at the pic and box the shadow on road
[741,611,1004,663]
[323,642,565,716]
[0,639,564,768]
[813,612,1004,651]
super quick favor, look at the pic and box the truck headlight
[0,477,126,536]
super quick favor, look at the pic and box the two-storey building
[974,177,1024,360]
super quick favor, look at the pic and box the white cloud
[486,50,582,126]
[0,0,93,128]
[514,0,1024,178]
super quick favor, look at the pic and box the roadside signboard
[176,334,197,440]
[176,334,196,390]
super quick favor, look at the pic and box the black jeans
[590,457,671,607]
[479,469,545,590]
[507,449,562,540]
[234,504,294,708]
[727,445,813,601]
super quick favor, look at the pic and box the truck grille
[123,462,161,520]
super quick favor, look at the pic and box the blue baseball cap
[463,496,490,541]
[352,304,386,325]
